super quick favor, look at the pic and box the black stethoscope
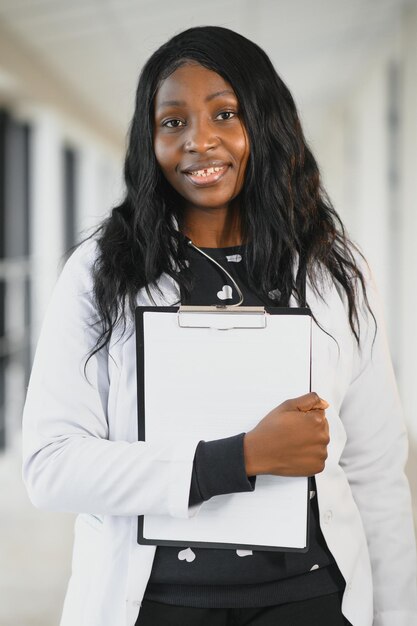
[187,239,245,306]
[187,239,283,307]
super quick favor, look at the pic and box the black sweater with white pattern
[143,242,345,608]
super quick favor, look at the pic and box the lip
[182,162,230,187]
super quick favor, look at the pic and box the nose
[183,118,218,153]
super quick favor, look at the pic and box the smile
[184,165,229,186]
[190,166,224,176]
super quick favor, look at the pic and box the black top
[143,240,345,608]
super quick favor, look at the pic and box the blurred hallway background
[0,0,416,623]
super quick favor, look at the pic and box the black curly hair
[77,25,375,370]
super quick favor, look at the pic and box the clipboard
[135,305,312,552]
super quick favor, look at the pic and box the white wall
[398,2,417,444]
[23,105,123,345]
[311,13,417,447]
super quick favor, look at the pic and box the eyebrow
[156,89,236,109]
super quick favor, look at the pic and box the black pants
[136,591,352,625]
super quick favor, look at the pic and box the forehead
[154,63,237,109]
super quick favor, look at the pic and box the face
[153,62,250,215]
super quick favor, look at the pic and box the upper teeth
[190,166,224,177]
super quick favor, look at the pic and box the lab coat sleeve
[22,240,202,519]
[338,256,417,626]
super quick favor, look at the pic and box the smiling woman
[22,25,417,626]
[153,63,249,247]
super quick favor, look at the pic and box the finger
[321,418,330,445]
[283,392,329,413]
[306,409,327,423]
[311,396,329,410]
[306,408,326,419]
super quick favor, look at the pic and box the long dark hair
[80,25,375,369]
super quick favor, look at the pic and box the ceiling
[0,0,412,149]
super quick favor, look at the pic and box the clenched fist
[243,392,330,477]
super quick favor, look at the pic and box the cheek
[153,139,165,170]
[233,125,250,167]
[153,136,174,175]
[234,134,250,181]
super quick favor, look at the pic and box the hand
[243,392,330,477]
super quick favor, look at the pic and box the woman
[22,26,417,626]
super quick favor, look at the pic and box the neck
[180,204,243,248]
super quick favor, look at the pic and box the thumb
[285,392,329,413]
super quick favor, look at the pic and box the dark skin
[153,62,330,477]
[153,61,248,248]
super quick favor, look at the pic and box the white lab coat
[22,238,417,626]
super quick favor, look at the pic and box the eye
[216,111,237,121]
[162,119,185,128]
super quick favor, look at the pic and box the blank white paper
[141,310,311,550]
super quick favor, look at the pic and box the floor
[0,441,74,626]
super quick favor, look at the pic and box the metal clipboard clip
[177,305,267,330]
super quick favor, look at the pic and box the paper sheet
[139,309,311,550]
